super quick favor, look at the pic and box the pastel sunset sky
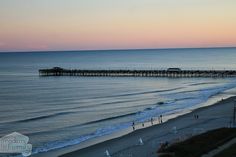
[0,0,236,52]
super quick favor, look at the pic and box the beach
[37,96,235,157]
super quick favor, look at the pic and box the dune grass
[158,128,236,157]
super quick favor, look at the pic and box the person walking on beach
[151,118,154,125]
[158,116,162,123]
[160,115,163,123]
[194,114,199,120]
[132,121,135,131]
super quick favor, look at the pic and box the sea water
[0,47,236,155]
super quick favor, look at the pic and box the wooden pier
[39,67,236,78]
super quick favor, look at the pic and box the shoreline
[61,96,235,157]
[33,95,236,157]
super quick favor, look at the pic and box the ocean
[0,47,236,156]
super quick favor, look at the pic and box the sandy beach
[36,96,236,157]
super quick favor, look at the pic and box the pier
[39,67,236,78]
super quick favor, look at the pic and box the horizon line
[0,46,236,53]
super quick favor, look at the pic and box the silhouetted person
[132,121,135,131]
[151,118,154,125]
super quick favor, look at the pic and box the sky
[0,0,236,52]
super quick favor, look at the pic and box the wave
[29,86,223,154]
[31,122,131,155]
[73,98,156,109]
[89,87,184,99]
[81,112,137,126]
[163,84,230,96]
[7,111,76,124]
[83,100,169,126]
[174,97,197,102]
[55,103,165,130]
[135,80,236,123]
[3,98,163,126]
[189,82,218,86]
[27,97,194,155]
[24,100,168,155]
[23,80,236,156]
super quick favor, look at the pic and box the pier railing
[39,67,236,78]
